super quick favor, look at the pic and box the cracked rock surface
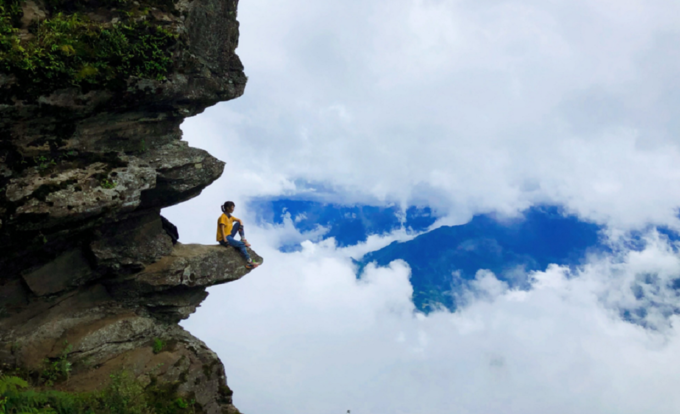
[0,0,253,412]
[0,243,260,413]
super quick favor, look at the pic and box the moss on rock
[0,0,178,98]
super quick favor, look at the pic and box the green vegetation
[99,178,116,189]
[34,155,57,171]
[138,139,147,154]
[0,0,178,97]
[39,342,73,387]
[37,231,48,244]
[0,370,201,414]
[1,349,200,414]
[200,363,216,381]
[151,338,166,355]
[144,375,197,414]
[0,0,21,28]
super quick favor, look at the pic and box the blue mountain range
[359,206,607,312]
[252,199,613,312]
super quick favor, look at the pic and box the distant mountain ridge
[359,206,607,312]
[252,200,610,313]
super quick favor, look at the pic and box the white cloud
[175,0,680,230]
[163,0,680,412]
[182,229,680,414]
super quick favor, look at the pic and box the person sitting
[217,201,259,269]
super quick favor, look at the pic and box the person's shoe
[245,261,259,269]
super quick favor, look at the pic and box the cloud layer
[182,229,680,414]
[164,0,680,412]
[178,0,680,230]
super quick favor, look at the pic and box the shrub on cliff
[0,0,177,97]
[0,372,200,414]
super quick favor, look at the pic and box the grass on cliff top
[0,372,201,414]
[0,0,177,98]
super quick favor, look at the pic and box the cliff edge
[0,0,253,412]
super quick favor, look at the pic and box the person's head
[221,201,235,214]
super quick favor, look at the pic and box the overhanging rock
[106,243,264,321]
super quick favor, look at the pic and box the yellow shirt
[216,213,240,241]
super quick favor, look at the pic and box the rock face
[0,242,261,413]
[0,0,254,412]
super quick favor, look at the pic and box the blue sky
[250,198,436,247]
[163,0,680,412]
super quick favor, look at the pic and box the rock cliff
[0,0,255,412]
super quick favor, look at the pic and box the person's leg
[231,221,250,247]
[229,222,241,238]
[226,236,251,262]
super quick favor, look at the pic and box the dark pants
[220,222,250,261]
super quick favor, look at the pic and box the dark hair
[221,201,235,213]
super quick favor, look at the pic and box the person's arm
[219,223,228,242]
